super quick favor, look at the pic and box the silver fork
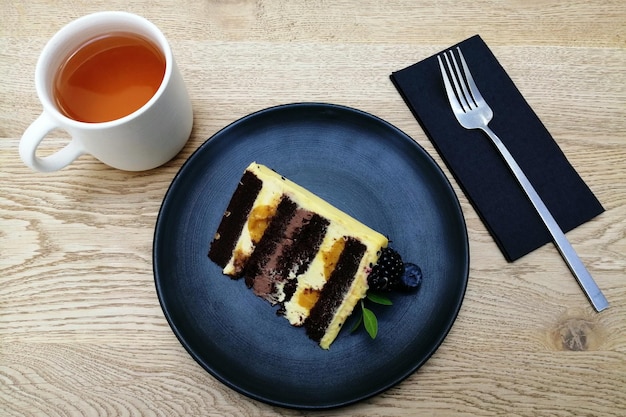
[438,47,608,312]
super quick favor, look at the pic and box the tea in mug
[54,32,166,123]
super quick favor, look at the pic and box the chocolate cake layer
[278,213,330,303]
[244,197,298,291]
[244,197,331,305]
[208,170,263,269]
[305,237,367,342]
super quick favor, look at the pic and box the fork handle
[481,125,609,312]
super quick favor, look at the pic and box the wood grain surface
[1,1,625,416]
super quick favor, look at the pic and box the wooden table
[2,1,624,416]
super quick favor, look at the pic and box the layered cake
[208,162,413,349]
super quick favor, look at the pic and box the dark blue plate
[153,103,469,409]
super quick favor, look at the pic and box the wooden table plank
[1,1,625,416]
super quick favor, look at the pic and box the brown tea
[54,32,166,123]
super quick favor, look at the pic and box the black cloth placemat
[390,34,604,261]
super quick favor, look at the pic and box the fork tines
[437,48,481,113]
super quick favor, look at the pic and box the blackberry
[368,247,404,291]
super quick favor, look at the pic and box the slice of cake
[208,162,390,349]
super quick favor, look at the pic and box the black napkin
[390,34,604,262]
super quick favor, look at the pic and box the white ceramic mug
[20,11,193,172]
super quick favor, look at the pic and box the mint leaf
[367,291,393,306]
[362,306,378,339]
[349,309,363,333]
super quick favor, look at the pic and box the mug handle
[19,112,86,172]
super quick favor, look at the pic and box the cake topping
[368,247,423,292]
[399,263,423,291]
[367,247,404,291]
[351,248,423,339]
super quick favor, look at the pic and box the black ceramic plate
[153,103,469,409]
